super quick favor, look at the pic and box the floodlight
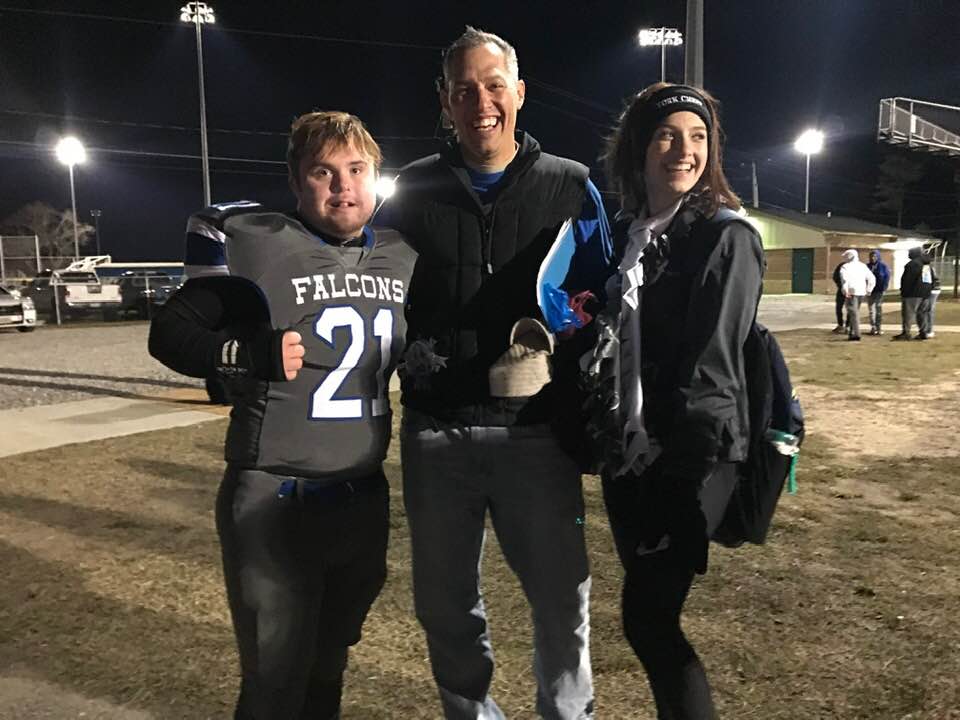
[55,136,86,167]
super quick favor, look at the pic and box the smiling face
[289,141,377,241]
[440,42,525,171]
[643,110,708,215]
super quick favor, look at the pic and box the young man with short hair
[150,111,416,720]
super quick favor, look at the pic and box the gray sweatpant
[845,295,864,338]
[217,466,389,720]
[401,410,594,720]
[901,297,922,336]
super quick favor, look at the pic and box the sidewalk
[0,389,228,459]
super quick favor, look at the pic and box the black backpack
[712,322,804,547]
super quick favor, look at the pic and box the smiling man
[149,111,417,720]
[383,26,613,720]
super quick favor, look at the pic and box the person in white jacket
[839,249,876,341]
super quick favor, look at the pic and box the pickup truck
[25,269,123,320]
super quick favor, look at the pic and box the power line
[0,5,443,51]
[727,148,960,199]
[0,109,437,141]
[0,139,400,172]
[524,98,609,129]
[524,77,616,115]
[1,7,624,118]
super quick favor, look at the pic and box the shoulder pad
[183,201,263,279]
[190,201,264,231]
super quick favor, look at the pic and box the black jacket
[900,257,926,298]
[388,132,591,425]
[617,205,764,480]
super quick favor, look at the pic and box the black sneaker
[831,325,845,334]
[848,336,861,341]
[892,333,911,341]
[916,333,928,341]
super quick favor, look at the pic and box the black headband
[648,85,712,129]
[632,85,713,151]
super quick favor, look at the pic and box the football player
[149,111,416,720]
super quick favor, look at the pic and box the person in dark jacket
[593,82,764,720]
[894,246,927,340]
[918,252,941,339]
[866,249,890,335]
[832,261,847,333]
[383,27,613,720]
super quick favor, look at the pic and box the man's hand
[282,331,305,380]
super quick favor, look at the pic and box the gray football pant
[217,466,389,720]
[901,297,922,335]
[845,295,864,337]
[401,411,594,720]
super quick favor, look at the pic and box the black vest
[394,133,588,423]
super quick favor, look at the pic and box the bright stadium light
[794,129,825,213]
[794,129,824,155]
[638,27,683,82]
[180,2,216,207]
[55,136,86,166]
[375,176,397,199]
[55,136,87,260]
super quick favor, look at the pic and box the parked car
[117,271,180,319]
[0,284,37,332]
[25,269,122,320]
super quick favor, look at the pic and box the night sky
[1,0,958,261]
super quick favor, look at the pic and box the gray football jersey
[223,212,416,479]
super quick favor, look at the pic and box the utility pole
[751,161,759,209]
[90,209,102,255]
[684,0,704,87]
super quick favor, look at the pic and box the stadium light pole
[55,136,87,260]
[180,1,215,207]
[794,129,824,213]
[90,209,102,255]
[638,27,684,83]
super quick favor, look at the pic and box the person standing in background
[894,247,926,341]
[866,249,890,335]
[831,260,847,333]
[918,251,940,339]
[839,249,875,341]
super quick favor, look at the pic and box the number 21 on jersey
[310,305,393,420]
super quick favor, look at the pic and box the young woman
[592,83,764,719]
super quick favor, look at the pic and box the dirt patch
[800,380,960,462]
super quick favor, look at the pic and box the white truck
[25,256,122,322]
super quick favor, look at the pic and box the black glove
[215,324,289,382]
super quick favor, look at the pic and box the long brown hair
[603,82,740,216]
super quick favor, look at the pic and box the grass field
[1,328,958,719]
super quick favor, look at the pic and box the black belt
[276,472,385,504]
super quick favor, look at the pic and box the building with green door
[742,207,940,294]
